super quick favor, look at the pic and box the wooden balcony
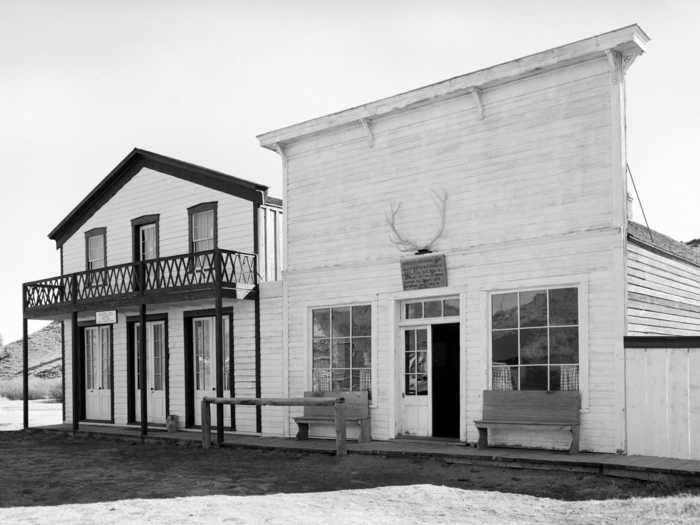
[23,249,257,318]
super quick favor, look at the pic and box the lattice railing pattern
[23,249,258,311]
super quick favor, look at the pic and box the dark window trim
[625,336,700,348]
[77,322,115,424]
[84,227,107,270]
[131,214,160,262]
[126,313,169,425]
[187,202,218,254]
[183,307,234,429]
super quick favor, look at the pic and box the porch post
[139,303,148,437]
[71,310,79,432]
[214,249,224,446]
[252,202,262,433]
[22,317,28,430]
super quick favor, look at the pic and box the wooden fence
[201,396,347,455]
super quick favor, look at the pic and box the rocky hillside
[0,322,62,379]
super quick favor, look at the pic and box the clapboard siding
[62,167,254,274]
[61,298,258,432]
[626,242,700,336]
[282,56,629,452]
[259,281,285,436]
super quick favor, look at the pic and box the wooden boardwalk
[33,424,700,480]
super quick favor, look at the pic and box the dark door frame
[183,307,234,429]
[431,322,460,439]
[77,321,115,424]
[126,313,169,425]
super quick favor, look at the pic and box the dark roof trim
[49,148,268,248]
[625,336,700,348]
[263,195,283,208]
[627,220,700,269]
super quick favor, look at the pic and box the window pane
[352,369,371,391]
[416,329,427,350]
[492,293,517,329]
[332,369,350,391]
[331,339,350,367]
[405,374,416,395]
[352,305,371,336]
[549,327,578,364]
[492,364,517,391]
[552,364,579,391]
[520,328,547,364]
[351,337,371,367]
[424,300,442,318]
[549,288,578,326]
[416,351,427,374]
[405,302,423,319]
[331,307,351,337]
[416,374,428,395]
[405,330,415,352]
[443,298,460,316]
[312,339,330,368]
[520,366,548,390]
[405,352,416,373]
[492,330,517,365]
[312,309,330,338]
[519,290,547,327]
[313,368,331,392]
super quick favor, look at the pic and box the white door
[134,321,167,424]
[400,327,431,436]
[84,326,112,421]
[192,316,231,427]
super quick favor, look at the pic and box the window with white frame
[403,297,460,320]
[491,287,579,391]
[312,305,371,393]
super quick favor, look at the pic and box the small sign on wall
[400,254,447,290]
[96,310,117,324]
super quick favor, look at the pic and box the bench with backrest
[295,391,370,442]
[474,390,581,453]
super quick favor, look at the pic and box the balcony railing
[23,249,256,314]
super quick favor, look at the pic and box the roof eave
[257,24,649,151]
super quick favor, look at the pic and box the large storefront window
[491,287,579,391]
[312,305,371,393]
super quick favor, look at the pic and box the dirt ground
[1,432,699,509]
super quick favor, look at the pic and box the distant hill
[0,322,62,379]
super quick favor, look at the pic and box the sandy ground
[1,433,699,524]
[0,398,62,431]
[1,485,699,524]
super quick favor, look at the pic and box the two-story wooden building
[256,24,700,458]
[22,149,283,441]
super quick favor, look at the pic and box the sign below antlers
[386,189,448,254]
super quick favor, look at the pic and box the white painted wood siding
[62,167,254,274]
[626,346,700,459]
[282,57,629,453]
[259,281,285,436]
[626,242,700,335]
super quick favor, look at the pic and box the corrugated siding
[62,167,254,273]
[626,242,700,335]
[282,57,627,452]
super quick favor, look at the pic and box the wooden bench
[474,390,581,453]
[295,391,370,442]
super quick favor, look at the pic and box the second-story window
[188,202,217,271]
[85,228,106,285]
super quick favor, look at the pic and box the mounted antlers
[386,189,448,253]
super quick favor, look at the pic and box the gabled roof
[257,24,649,150]
[628,221,700,267]
[49,148,268,249]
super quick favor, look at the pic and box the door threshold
[395,435,462,444]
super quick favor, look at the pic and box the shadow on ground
[1,432,699,508]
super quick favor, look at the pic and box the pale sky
[1,0,698,342]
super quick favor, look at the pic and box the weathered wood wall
[282,56,629,452]
[626,241,700,336]
[625,344,700,459]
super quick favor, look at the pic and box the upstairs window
[188,203,217,271]
[85,228,106,286]
[491,287,579,391]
